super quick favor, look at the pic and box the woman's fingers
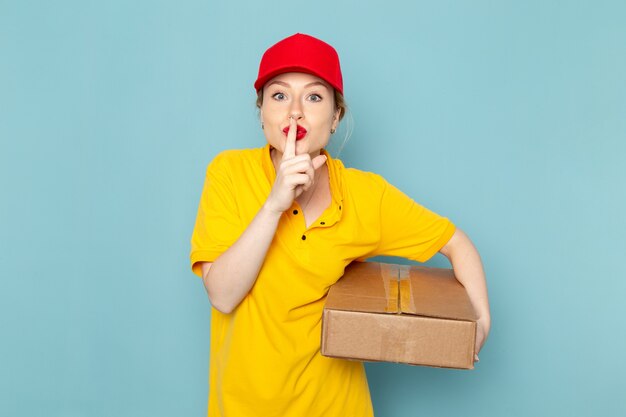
[312,154,327,170]
[282,117,297,161]
[285,174,312,192]
[281,159,313,175]
[473,319,488,363]
[280,153,312,168]
[280,155,317,188]
[270,136,326,212]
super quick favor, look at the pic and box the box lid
[325,262,477,321]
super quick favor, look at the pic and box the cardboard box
[321,261,477,369]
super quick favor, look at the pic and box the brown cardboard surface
[321,262,477,369]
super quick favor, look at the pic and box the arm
[200,204,282,314]
[439,228,491,361]
[201,117,327,314]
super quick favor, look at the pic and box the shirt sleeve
[189,153,243,277]
[374,177,456,263]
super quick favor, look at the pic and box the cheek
[311,106,336,126]
[261,103,285,123]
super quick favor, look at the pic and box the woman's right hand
[264,117,327,214]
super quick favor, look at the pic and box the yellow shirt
[190,144,455,417]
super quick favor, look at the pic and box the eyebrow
[266,80,330,89]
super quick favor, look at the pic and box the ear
[331,108,340,131]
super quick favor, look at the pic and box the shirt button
[320,221,325,225]
[301,235,306,240]
[339,205,342,210]
[293,209,298,215]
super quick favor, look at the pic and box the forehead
[264,72,332,90]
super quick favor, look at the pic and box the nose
[288,101,304,121]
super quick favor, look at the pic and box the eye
[308,94,322,102]
[272,92,286,101]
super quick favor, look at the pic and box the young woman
[190,33,490,417]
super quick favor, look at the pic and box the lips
[282,125,308,140]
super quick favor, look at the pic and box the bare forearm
[442,229,490,325]
[204,203,282,313]
[440,228,491,359]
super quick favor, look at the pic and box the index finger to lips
[282,117,297,161]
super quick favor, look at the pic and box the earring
[330,128,336,134]
[261,122,264,130]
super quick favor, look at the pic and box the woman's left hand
[474,317,490,363]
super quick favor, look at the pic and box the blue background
[2,1,625,416]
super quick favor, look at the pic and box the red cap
[254,33,343,95]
